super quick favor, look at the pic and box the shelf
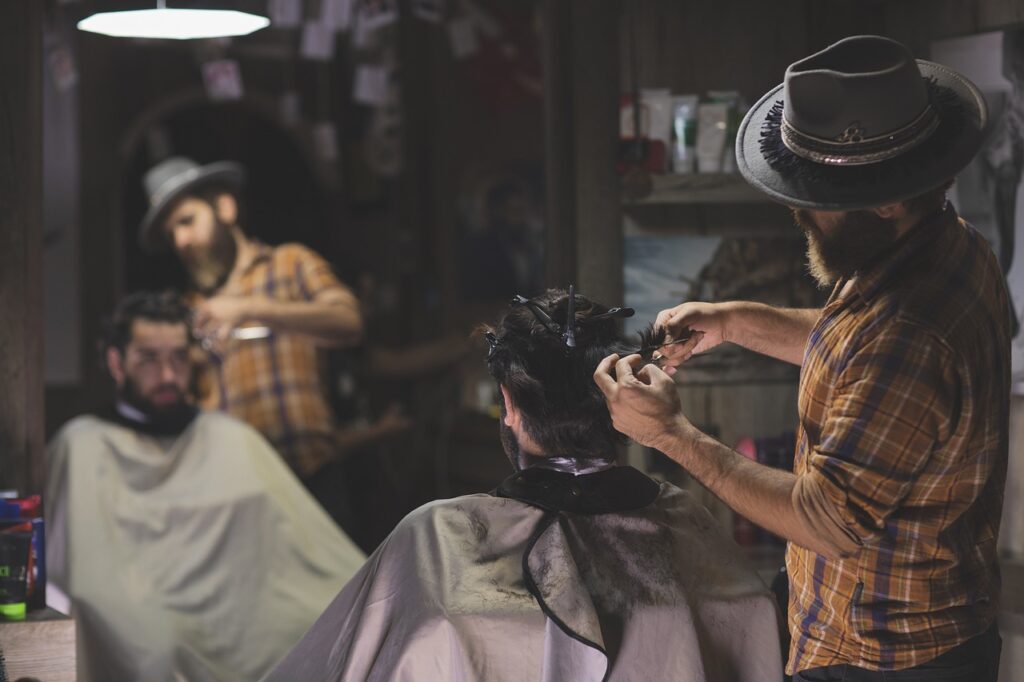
[624,173,770,205]
[621,173,793,233]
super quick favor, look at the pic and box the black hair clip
[511,285,637,351]
[510,294,562,335]
[484,330,500,359]
[563,284,577,348]
[586,306,636,323]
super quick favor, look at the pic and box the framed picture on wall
[931,29,1024,382]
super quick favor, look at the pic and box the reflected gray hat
[138,156,244,252]
[736,35,987,210]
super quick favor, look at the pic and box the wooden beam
[541,0,577,288]
[542,0,622,304]
[0,1,44,494]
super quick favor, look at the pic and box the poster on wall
[623,216,822,384]
[931,29,1024,383]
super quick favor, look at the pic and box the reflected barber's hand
[594,353,691,451]
[193,296,252,343]
[654,302,729,373]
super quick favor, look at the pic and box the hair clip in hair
[587,306,636,323]
[510,294,561,335]
[511,287,637,352]
[484,330,500,359]
[563,284,577,349]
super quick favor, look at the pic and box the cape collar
[494,465,660,514]
[106,401,199,438]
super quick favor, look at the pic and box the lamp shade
[78,8,270,40]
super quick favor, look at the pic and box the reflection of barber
[138,157,363,524]
[597,37,1008,682]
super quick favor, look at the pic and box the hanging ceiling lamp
[78,1,270,40]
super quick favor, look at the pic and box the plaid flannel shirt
[194,242,345,478]
[787,204,1011,673]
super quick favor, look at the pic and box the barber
[595,36,1009,681]
[138,157,363,528]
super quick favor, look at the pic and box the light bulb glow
[77,8,270,40]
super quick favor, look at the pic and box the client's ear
[500,385,521,429]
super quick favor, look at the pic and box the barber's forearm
[722,302,819,366]
[247,297,363,345]
[656,419,849,559]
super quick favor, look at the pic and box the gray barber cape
[45,410,367,682]
[264,466,783,681]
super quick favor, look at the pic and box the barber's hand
[193,296,252,344]
[654,302,729,374]
[593,353,691,450]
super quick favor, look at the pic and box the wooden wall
[885,0,1024,54]
[0,1,44,494]
[622,0,883,102]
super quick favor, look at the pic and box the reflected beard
[792,209,900,288]
[183,220,238,295]
[120,376,195,433]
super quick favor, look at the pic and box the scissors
[192,325,271,353]
[639,330,698,370]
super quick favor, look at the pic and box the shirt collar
[846,202,957,307]
[239,239,272,277]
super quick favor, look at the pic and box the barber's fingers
[654,307,677,334]
[635,361,674,389]
[594,353,621,397]
[615,354,646,384]
[595,353,645,394]
[659,331,705,367]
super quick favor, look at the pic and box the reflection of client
[45,292,365,682]
[981,28,1024,333]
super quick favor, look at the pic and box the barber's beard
[183,220,238,295]
[792,209,900,288]
[120,376,195,433]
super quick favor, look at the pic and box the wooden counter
[0,608,75,682]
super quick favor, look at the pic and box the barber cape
[265,465,783,681]
[45,409,366,682]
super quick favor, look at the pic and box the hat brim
[736,60,988,210]
[138,162,245,252]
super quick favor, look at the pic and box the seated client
[45,291,366,682]
[265,288,783,681]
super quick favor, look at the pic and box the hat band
[780,104,939,166]
[150,167,201,207]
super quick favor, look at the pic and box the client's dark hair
[102,290,192,355]
[483,288,665,460]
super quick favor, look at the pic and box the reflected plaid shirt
[787,204,1011,673]
[194,242,343,478]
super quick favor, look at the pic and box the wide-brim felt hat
[138,156,245,252]
[736,35,988,210]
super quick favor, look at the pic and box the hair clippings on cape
[509,285,636,351]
